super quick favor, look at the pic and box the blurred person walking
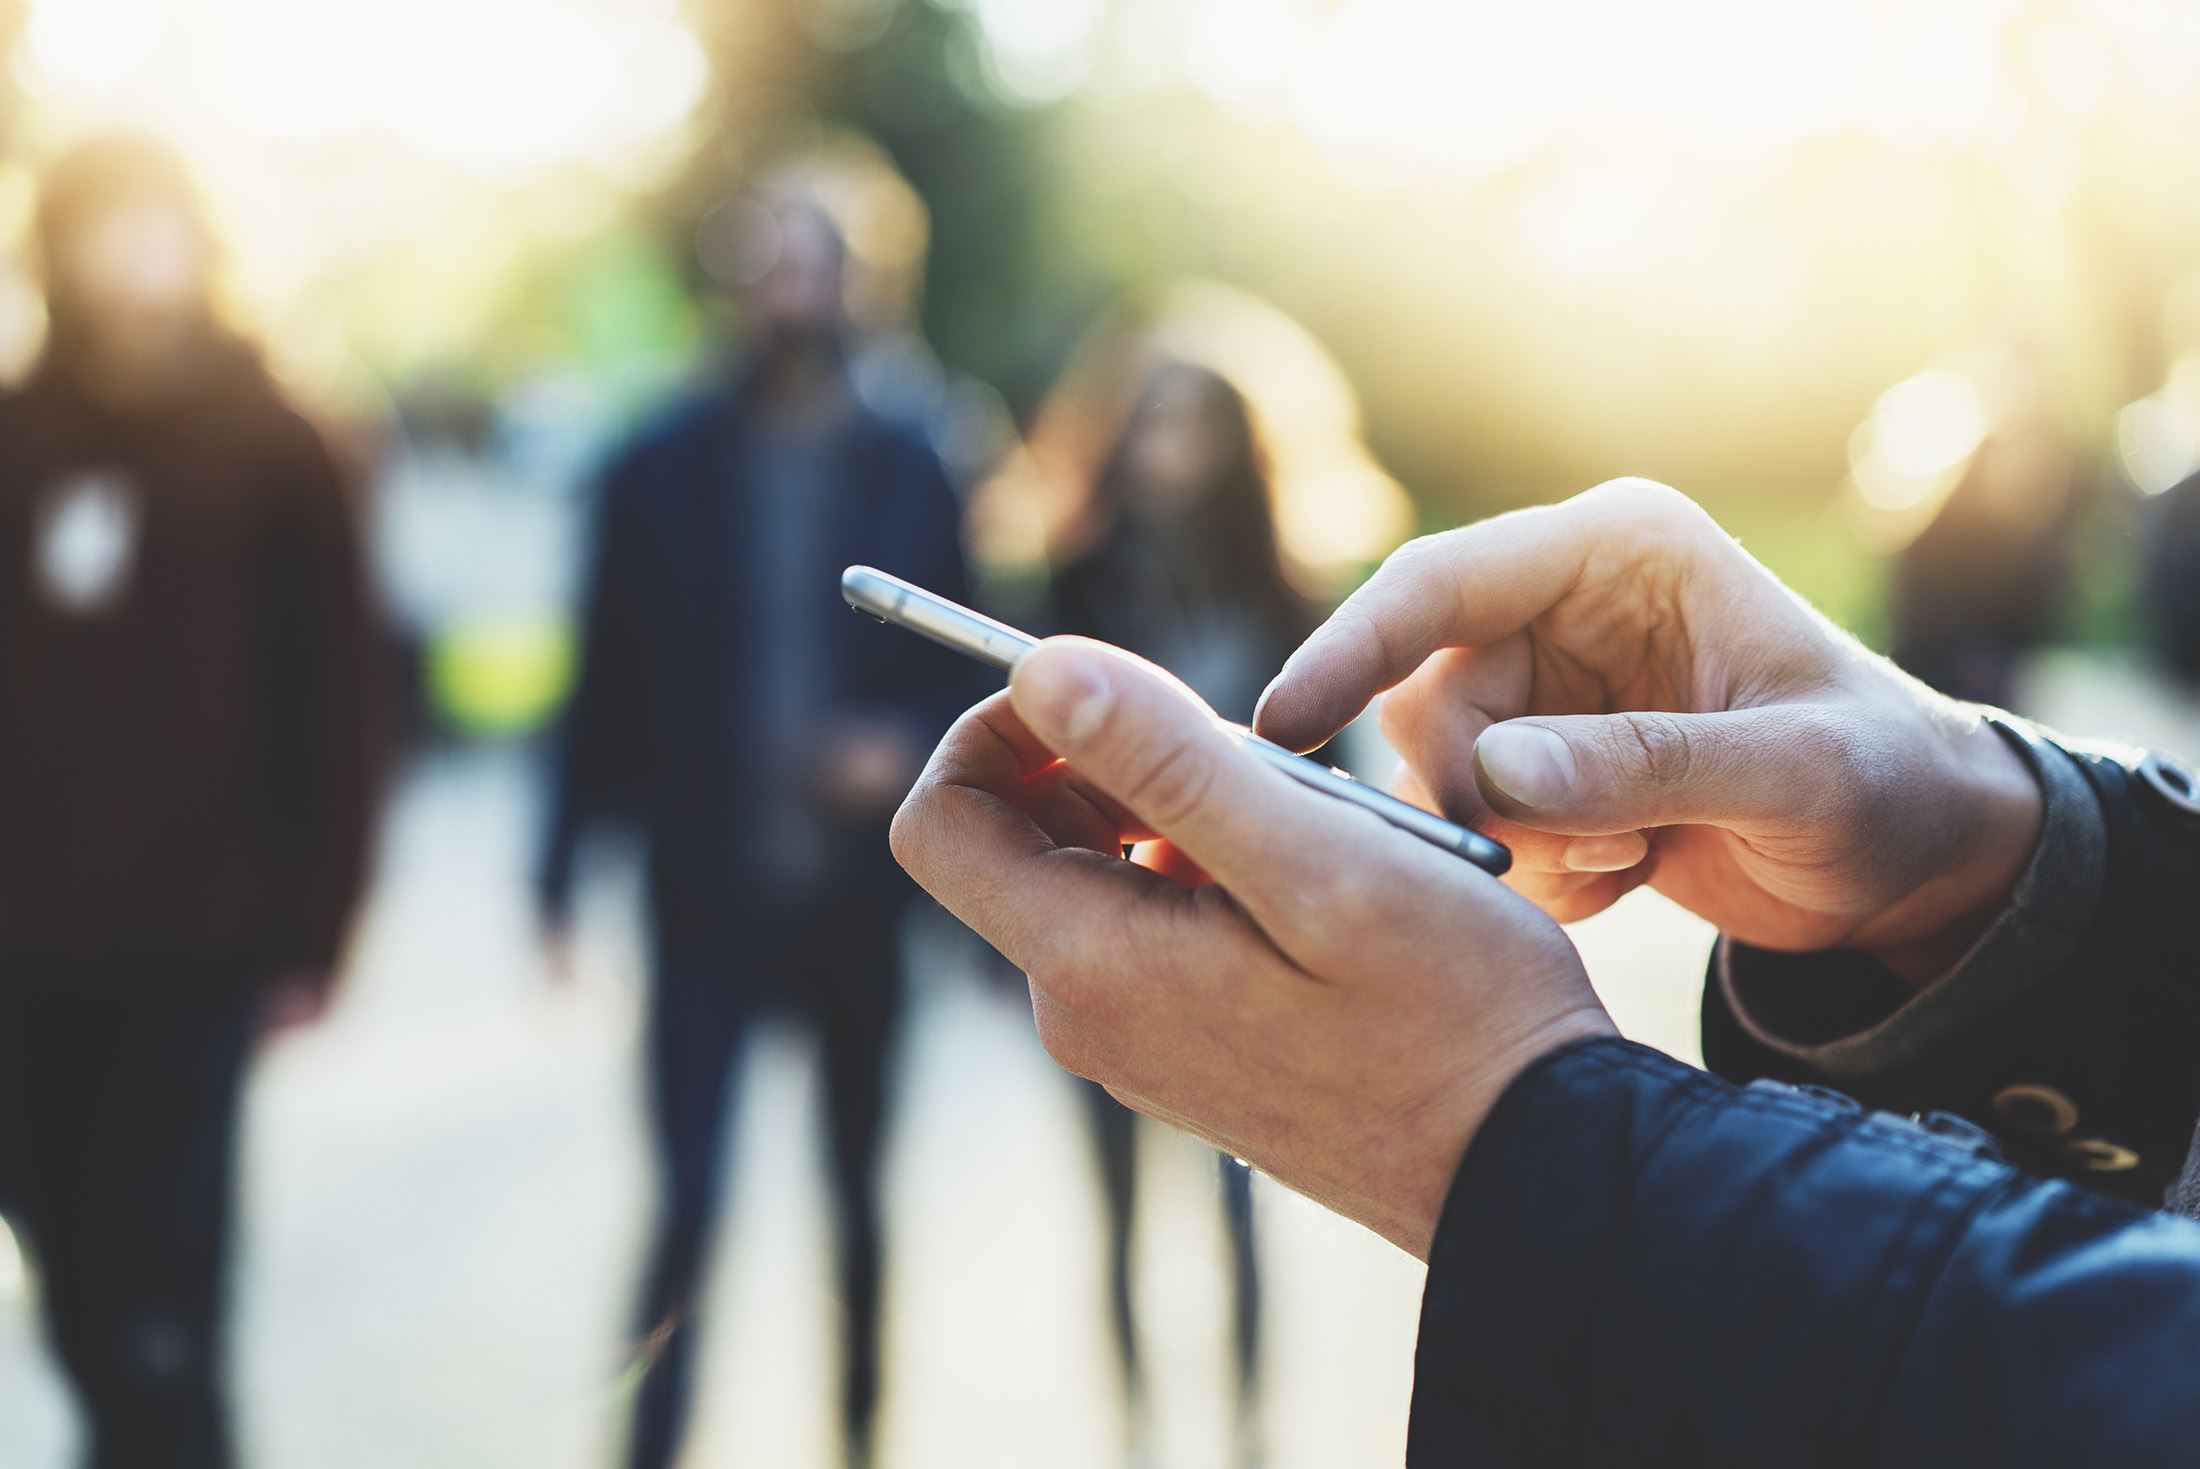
[0,136,378,1469]
[975,293,1408,1467]
[2143,465,2200,686]
[1887,354,2084,707]
[1047,359,1301,1467]
[537,151,973,1469]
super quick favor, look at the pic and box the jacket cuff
[1701,716,2200,1209]
[1714,714,2105,1084]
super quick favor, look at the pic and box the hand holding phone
[886,628,1603,1259]
[841,565,1511,876]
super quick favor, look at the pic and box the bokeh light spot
[1850,369,1990,513]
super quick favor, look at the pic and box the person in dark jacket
[1887,357,2084,708]
[0,136,378,1469]
[537,163,973,1469]
[890,474,2200,1467]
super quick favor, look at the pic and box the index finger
[889,692,1172,980]
[1252,490,1619,752]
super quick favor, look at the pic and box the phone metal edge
[842,564,1510,876]
[843,565,1038,672]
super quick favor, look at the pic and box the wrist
[1388,1000,1617,1260]
[1860,711,2042,987]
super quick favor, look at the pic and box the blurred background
[5,0,2200,1466]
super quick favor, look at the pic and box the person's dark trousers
[0,969,257,1469]
[1080,1082,1141,1405]
[1078,1085,1261,1419]
[627,901,904,1469]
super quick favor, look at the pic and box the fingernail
[1477,724,1576,809]
[1014,646,1114,747]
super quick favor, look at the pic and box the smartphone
[842,565,1511,876]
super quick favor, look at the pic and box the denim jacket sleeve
[1408,1036,2200,1468]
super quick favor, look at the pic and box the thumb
[1008,637,1366,911]
[1473,708,1809,834]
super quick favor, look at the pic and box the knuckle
[1045,918,1142,1025]
[1335,528,1468,665]
[1032,946,1143,1080]
[1311,857,1382,917]
[1375,684,1419,746]
[1337,600,1402,684]
[1032,1000,1097,1079]
[1273,850,1391,955]
[1790,714,1877,828]
[1364,530,1461,600]
[1273,857,1341,916]
[886,787,927,873]
[1782,712,1853,770]
[1589,477,1709,533]
[1116,925,1185,1013]
[1608,710,1695,787]
[1588,474,1678,510]
[1386,530,1454,577]
[1376,691,1402,740]
[1122,735,1218,829]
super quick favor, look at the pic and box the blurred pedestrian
[976,291,1407,1466]
[1888,357,2083,707]
[0,135,379,1469]
[2141,467,2200,687]
[1056,358,1295,1466]
[537,148,974,1469]
[1048,356,1314,719]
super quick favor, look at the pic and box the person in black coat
[891,476,2200,1466]
[0,137,378,1469]
[538,172,974,1469]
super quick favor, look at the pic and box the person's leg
[627,946,746,1469]
[1219,1154,1263,1464]
[1079,1080,1140,1409]
[10,977,253,1469]
[0,982,29,1241]
[809,908,902,1467]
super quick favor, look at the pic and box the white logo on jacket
[34,470,141,615]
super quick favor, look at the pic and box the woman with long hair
[976,286,1409,1465]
